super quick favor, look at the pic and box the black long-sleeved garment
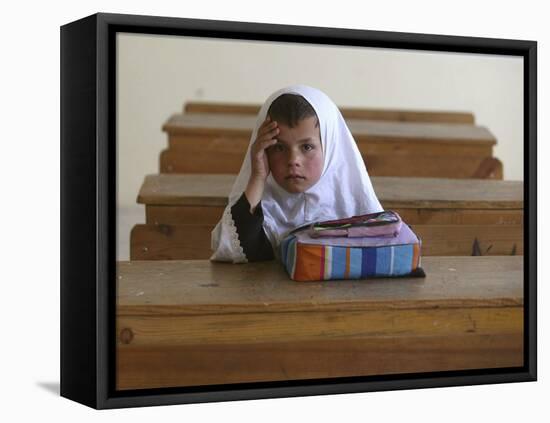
[230,192,275,261]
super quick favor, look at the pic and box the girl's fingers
[253,139,275,154]
[262,138,278,146]
[253,139,277,157]
[258,126,279,139]
[254,132,278,149]
[260,138,278,152]
[252,120,278,159]
[258,121,278,137]
[256,137,278,151]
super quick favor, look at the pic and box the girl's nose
[287,150,301,166]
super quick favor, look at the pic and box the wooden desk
[137,174,523,225]
[160,113,501,178]
[184,101,476,124]
[130,174,523,260]
[116,256,523,390]
[131,223,522,260]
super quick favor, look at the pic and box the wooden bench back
[130,223,522,260]
[161,113,501,178]
[183,101,476,124]
[129,174,524,260]
[137,174,523,210]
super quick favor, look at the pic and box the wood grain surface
[183,102,476,124]
[117,256,523,314]
[117,334,522,389]
[160,148,501,178]
[132,174,523,260]
[116,256,523,390]
[137,174,523,209]
[130,223,523,260]
[160,110,495,178]
[145,205,523,226]
[163,113,491,146]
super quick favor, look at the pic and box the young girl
[210,84,383,263]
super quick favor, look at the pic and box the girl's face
[267,116,324,193]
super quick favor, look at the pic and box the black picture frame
[60,12,537,409]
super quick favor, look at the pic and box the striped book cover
[280,223,423,282]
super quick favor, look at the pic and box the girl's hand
[249,115,279,181]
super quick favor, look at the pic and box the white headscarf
[211,84,383,262]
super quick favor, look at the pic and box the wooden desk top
[137,174,524,209]
[162,113,495,146]
[183,102,476,124]
[117,256,523,316]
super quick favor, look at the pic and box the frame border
[60,12,537,409]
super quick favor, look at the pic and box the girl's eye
[271,144,284,152]
[303,144,314,151]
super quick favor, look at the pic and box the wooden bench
[183,101,476,124]
[160,113,502,178]
[131,223,522,260]
[116,256,524,390]
[130,174,523,260]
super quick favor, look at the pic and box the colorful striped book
[280,222,424,282]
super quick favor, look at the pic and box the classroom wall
[116,32,524,259]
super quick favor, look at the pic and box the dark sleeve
[230,192,275,262]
